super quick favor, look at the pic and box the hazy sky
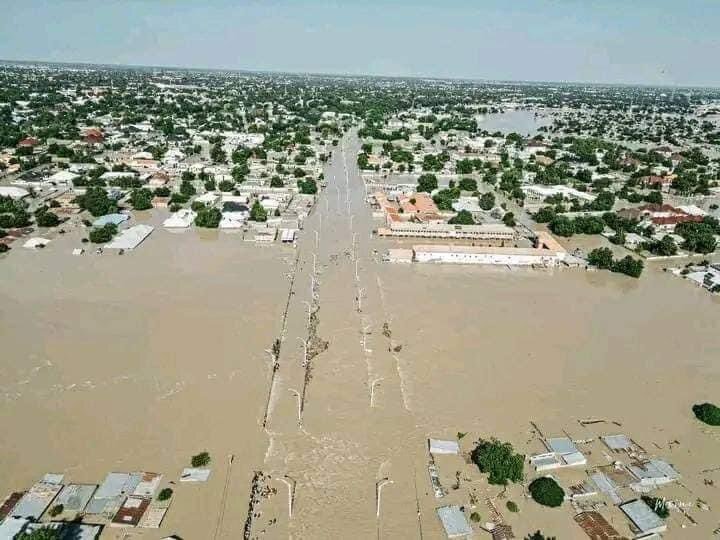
[2,0,719,86]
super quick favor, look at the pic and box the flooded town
[2,5,720,539]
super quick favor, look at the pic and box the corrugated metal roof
[436,505,472,538]
[429,439,460,455]
[547,437,578,455]
[602,434,632,451]
[11,482,62,519]
[620,499,666,533]
[590,472,622,505]
[54,484,97,512]
[0,517,30,538]
[104,224,153,250]
[93,213,129,227]
[179,468,211,482]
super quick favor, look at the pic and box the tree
[130,188,153,210]
[612,255,644,278]
[459,177,477,192]
[218,180,235,192]
[675,222,717,254]
[692,402,720,426]
[36,210,61,227]
[76,186,116,217]
[449,210,475,225]
[588,247,614,269]
[503,212,516,227]
[232,165,248,183]
[533,206,556,223]
[549,216,575,237]
[588,191,615,211]
[158,488,173,501]
[89,223,117,243]
[250,201,267,222]
[204,178,217,191]
[17,528,60,540]
[298,178,318,194]
[528,477,564,507]
[417,174,438,193]
[180,178,196,197]
[210,142,226,163]
[479,192,495,211]
[506,501,519,513]
[641,495,669,518]
[191,451,211,467]
[644,190,663,205]
[270,176,284,188]
[456,160,474,174]
[195,207,222,228]
[646,235,677,256]
[470,438,524,485]
[525,532,556,540]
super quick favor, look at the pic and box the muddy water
[0,218,292,539]
[1,131,720,540]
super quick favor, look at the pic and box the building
[48,170,80,185]
[530,436,587,471]
[378,222,516,244]
[10,480,63,520]
[617,204,703,232]
[412,232,566,267]
[640,175,673,192]
[105,225,154,250]
[522,184,596,205]
[620,499,667,535]
[163,209,197,228]
[0,186,30,200]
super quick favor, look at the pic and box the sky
[2,0,720,87]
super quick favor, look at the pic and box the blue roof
[93,213,129,227]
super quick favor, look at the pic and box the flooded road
[1,131,719,539]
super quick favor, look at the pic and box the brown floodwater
[1,133,719,540]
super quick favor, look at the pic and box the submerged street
[253,131,424,539]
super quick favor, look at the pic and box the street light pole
[297,337,307,366]
[277,476,296,519]
[376,478,393,518]
[370,377,383,407]
[288,388,302,427]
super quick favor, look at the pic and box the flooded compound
[2,131,720,539]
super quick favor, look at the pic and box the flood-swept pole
[277,475,296,519]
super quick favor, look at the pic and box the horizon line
[1,57,718,91]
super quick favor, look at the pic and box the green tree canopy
[449,210,475,225]
[76,187,116,217]
[528,477,565,507]
[129,188,153,211]
[479,192,495,211]
[693,402,720,426]
[470,438,524,485]
[417,174,438,193]
[250,201,268,222]
[195,207,222,228]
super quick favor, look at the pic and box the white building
[412,232,566,267]
[163,209,196,228]
[522,184,596,205]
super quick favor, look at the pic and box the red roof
[18,137,39,147]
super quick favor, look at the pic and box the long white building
[378,222,516,244]
[412,232,566,267]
